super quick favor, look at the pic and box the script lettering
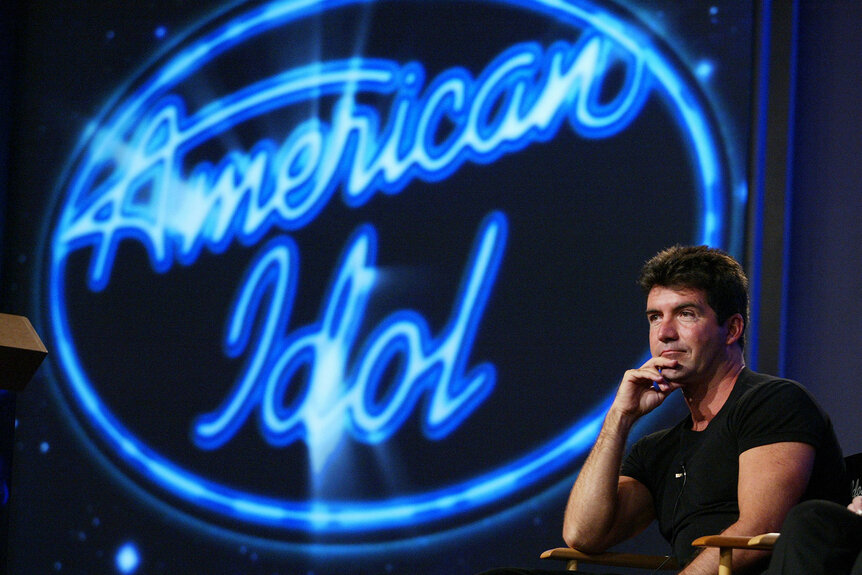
[58,36,646,290]
[193,214,507,468]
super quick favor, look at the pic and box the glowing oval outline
[47,0,730,534]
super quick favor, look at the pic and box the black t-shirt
[621,368,846,566]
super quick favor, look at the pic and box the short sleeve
[621,437,650,483]
[729,379,827,455]
[620,427,677,494]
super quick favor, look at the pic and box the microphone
[675,463,686,479]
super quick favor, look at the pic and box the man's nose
[657,319,678,341]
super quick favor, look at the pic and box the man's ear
[725,313,745,345]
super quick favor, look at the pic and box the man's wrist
[608,403,639,427]
[602,405,637,441]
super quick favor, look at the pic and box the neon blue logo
[47,0,729,538]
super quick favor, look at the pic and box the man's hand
[847,496,862,515]
[613,356,683,419]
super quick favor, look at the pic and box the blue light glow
[115,542,140,573]
[47,0,731,537]
[696,60,715,79]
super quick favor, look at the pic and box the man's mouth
[661,349,685,358]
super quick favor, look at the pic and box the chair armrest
[748,533,779,547]
[540,547,679,570]
[691,533,779,551]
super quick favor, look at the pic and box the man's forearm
[680,540,769,575]
[562,406,636,551]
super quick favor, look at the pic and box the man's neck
[684,359,745,431]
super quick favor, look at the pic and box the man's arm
[679,441,815,575]
[562,357,681,551]
[562,407,655,551]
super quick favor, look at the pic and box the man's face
[645,285,730,385]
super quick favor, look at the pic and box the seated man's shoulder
[732,370,838,454]
[736,370,817,407]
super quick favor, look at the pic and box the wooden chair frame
[539,547,678,571]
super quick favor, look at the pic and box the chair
[540,452,862,574]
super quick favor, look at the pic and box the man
[560,245,846,574]
[763,496,862,574]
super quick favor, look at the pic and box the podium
[0,314,46,574]
[0,313,47,391]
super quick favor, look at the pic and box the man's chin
[660,368,688,385]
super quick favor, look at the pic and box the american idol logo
[46,0,733,540]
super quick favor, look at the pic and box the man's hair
[637,245,749,348]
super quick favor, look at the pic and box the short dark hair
[638,245,749,348]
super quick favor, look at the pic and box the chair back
[845,452,862,499]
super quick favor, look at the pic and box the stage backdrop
[2,1,754,573]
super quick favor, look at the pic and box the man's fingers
[630,363,674,383]
[653,380,681,394]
